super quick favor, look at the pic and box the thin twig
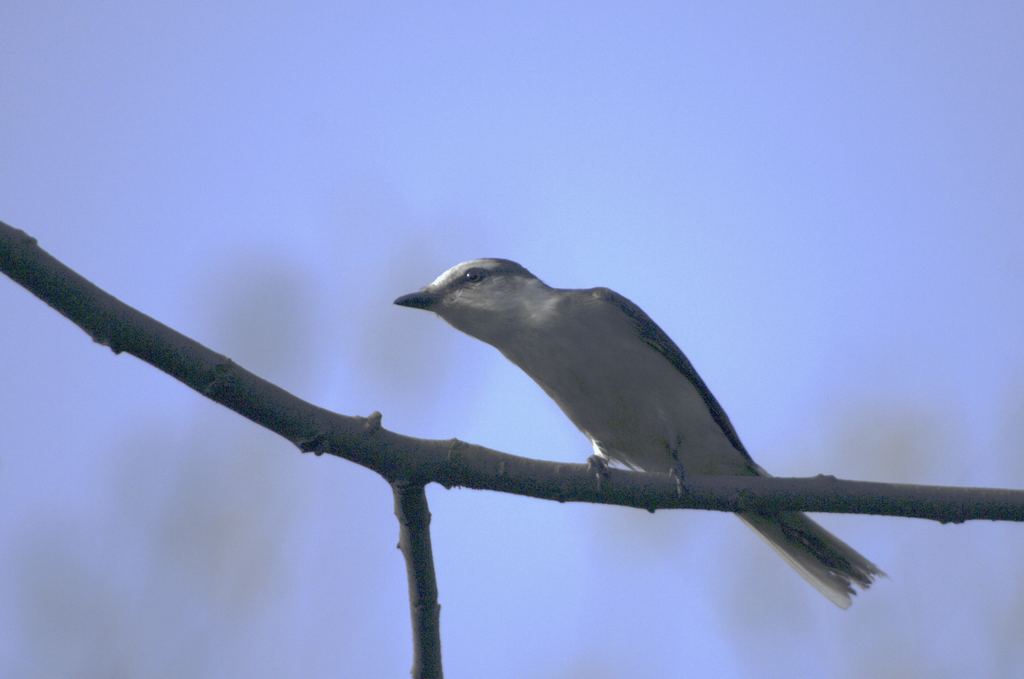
[2,219,1024,523]
[393,482,443,679]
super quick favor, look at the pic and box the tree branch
[2,218,1024,524]
[393,482,443,679]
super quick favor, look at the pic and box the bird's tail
[738,511,884,608]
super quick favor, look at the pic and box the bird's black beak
[394,290,438,310]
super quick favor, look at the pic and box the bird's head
[394,258,553,342]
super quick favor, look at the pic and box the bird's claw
[587,454,610,492]
[669,462,687,498]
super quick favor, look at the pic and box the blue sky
[2,3,1023,677]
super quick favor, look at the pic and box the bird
[394,258,882,608]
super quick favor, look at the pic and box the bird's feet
[587,454,610,492]
[669,462,687,498]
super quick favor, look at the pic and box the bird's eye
[463,268,486,283]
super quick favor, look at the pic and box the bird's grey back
[580,287,754,465]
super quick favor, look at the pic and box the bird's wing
[589,287,754,464]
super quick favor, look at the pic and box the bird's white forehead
[428,258,526,289]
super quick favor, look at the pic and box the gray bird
[395,258,882,607]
